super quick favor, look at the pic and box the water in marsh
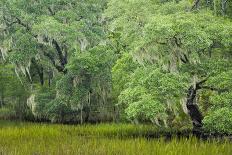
[0,120,231,155]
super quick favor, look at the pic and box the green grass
[0,120,231,155]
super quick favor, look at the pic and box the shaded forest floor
[0,120,231,155]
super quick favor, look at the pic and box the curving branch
[51,39,68,73]
[15,17,30,31]
[3,15,68,73]
[199,86,228,93]
[43,51,66,73]
[186,76,229,129]
[186,77,208,129]
[48,6,55,16]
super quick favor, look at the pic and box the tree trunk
[48,69,53,87]
[31,58,44,85]
[186,85,203,129]
[80,102,83,124]
[0,92,4,108]
[38,67,44,86]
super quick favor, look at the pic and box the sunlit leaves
[203,108,232,133]
[209,92,232,110]
[207,70,232,90]
[107,0,232,128]
[8,31,37,65]
[118,66,188,125]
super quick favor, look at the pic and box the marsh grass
[0,120,231,155]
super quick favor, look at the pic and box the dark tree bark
[191,0,201,10]
[31,58,44,85]
[0,93,5,108]
[48,69,53,87]
[221,0,228,16]
[43,51,67,74]
[186,85,203,129]
[39,68,44,85]
[186,77,229,131]
[186,78,208,129]
[51,39,68,74]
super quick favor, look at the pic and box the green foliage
[209,92,232,110]
[32,86,56,120]
[1,0,232,134]
[124,92,167,123]
[207,70,232,90]
[8,32,38,66]
[203,0,232,17]
[0,63,30,120]
[203,108,232,133]
[118,67,188,126]
[46,97,78,123]
[1,0,115,123]
[0,107,16,120]
[112,53,138,100]
[106,0,232,129]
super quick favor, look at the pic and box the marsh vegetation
[0,121,231,155]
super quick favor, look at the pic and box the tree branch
[180,54,189,64]
[4,15,68,73]
[15,17,30,31]
[51,39,67,67]
[199,86,228,93]
[196,78,208,88]
[43,51,66,73]
[48,6,55,16]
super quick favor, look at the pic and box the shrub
[203,107,232,134]
[0,107,16,120]
[46,97,79,123]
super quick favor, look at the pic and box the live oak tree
[106,0,232,130]
[1,0,107,75]
[1,0,114,123]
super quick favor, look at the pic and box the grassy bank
[0,120,231,155]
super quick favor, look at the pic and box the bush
[46,97,79,123]
[203,108,232,134]
[0,107,16,120]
